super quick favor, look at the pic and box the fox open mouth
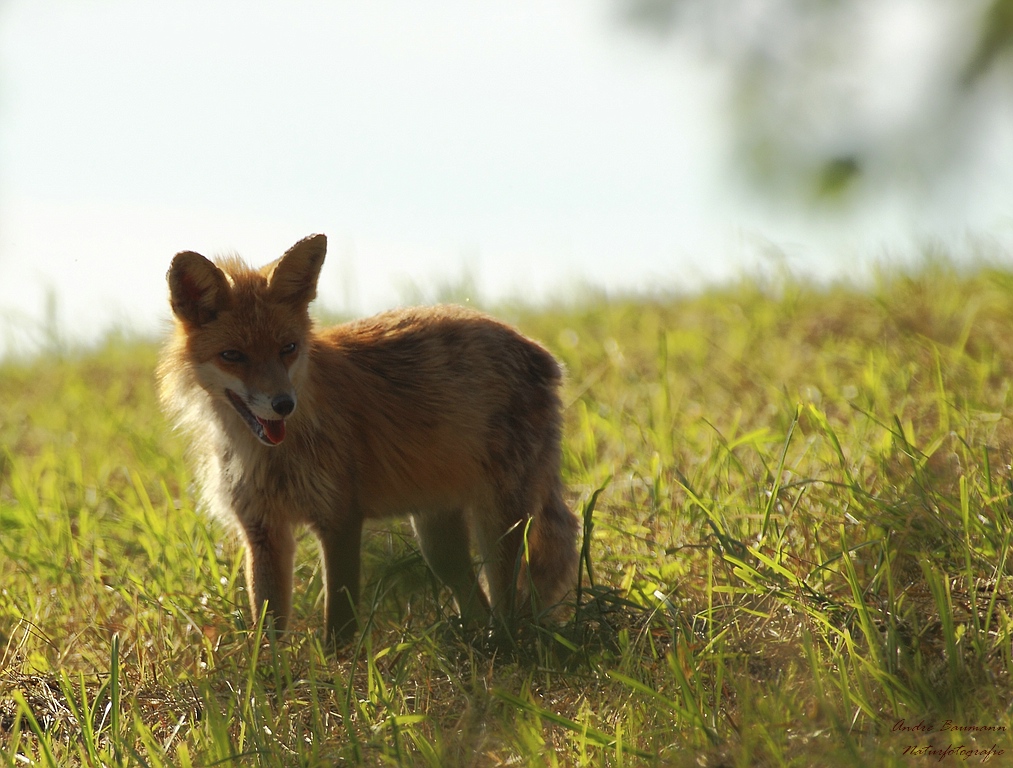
[226,389,286,445]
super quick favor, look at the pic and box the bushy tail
[520,489,581,615]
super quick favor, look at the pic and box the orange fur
[158,234,580,643]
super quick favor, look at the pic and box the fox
[158,233,580,644]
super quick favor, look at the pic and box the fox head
[165,234,327,447]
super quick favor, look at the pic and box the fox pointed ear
[266,234,327,305]
[167,251,232,327]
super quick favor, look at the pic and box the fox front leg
[316,516,364,645]
[242,521,296,634]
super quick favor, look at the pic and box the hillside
[2,264,1013,765]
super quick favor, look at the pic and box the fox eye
[220,350,247,364]
[280,342,298,356]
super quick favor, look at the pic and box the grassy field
[2,262,1013,766]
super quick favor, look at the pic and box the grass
[3,260,1013,765]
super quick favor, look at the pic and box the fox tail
[520,488,581,616]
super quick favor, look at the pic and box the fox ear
[267,234,327,305]
[167,251,232,327]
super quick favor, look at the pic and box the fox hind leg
[474,481,579,624]
[471,492,529,621]
[412,509,490,625]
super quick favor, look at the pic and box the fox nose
[272,394,295,417]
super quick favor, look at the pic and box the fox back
[159,234,580,644]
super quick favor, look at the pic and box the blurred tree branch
[965,0,1013,83]
[614,0,1010,206]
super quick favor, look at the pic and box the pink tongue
[259,418,286,444]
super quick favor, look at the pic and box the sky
[1,0,1012,356]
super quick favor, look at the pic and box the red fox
[158,234,580,643]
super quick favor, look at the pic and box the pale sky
[1,1,1011,355]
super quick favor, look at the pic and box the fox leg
[472,495,528,621]
[412,509,490,624]
[316,516,364,645]
[242,521,296,632]
[476,483,578,622]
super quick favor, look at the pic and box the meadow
[2,261,1013,766]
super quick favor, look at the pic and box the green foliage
[617,1,1013,205]
[3,262,1013,765]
